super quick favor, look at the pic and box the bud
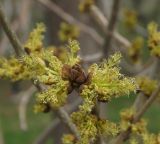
[61,64,71,80]
[71,64,86,84]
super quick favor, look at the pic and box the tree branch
[34,98,82,144]
[55,108,80,140]
[133,83,160,122]
[111,82,160,144]
[36,0,132,53]
[0,3,80,140]
[18,86,36,131]
[103,0,122,57]
[36,0,103,45]
[0,5,23,57]
[90,5,131,49]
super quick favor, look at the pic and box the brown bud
[75,71,86,84]
[70,68,79,81]
[71,64,86,84]
[78,72,92,93]
[72,64,82,71]
[61,64,71,80]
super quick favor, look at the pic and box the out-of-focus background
[0,0,160,144]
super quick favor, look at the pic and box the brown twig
[90,5,131,49]
[95,1,121,142]
[36,0,103,45]
[133,83,160,122]
[111,83,160,144]
[18,86,36,131]
[56,108,80,140]
[0,0,31,55]
[0,4,80,140]
[0,5,23,57]
[110,58,160,144]
[34,98,82,144]
[103,0,122,57]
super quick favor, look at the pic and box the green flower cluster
[120,108,160,144]
[0,23,80,110]
[128,36,144,63]
[70,111,118,144]
[67,53,137,143]
[24,23,45,54]
[136,76,158,96]
[58,22,79,42]
[0,22,137,144]
[82,52,137,102]
[123,8,138,30]
[0,56,30,81]
[148,22,160,57]
[78,0,94,13]
[120,108,147,134]
[62,134,75,144]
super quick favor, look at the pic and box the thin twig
[90,5,131,49]
[37,0,132,52]
[133,83,160,122]
[18,0,31,34]
[81,52,103,62]
[0,5,23,57]
[0,4,80,140]
[103,0,122,57]
[110,58,160,144]
[111,83,160,144]
[0,19,19,54]
[0,0,31,55]
[18,86,36,131]
[36,0,103,45]
[34,98,82,144]
[55,108,80,140]
[120,57,154,76]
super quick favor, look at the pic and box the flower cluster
[0,22,138,144]
[70,111,118,144]
[120,108,147,134]
[147,22,160,57]
[0,24,81,110]
[141,132,160,144]
[123,8,138,30]
[58,23,79,42]
[62,134,76,144]
[24,23,45,54]
[0,57,30,81]
[82,52,137,103]
[128,36,144,63]
[78,0,94,13]
[136,76,158,96]
[120,107,160,144]
[129,131,160,144]
[65,53,137,143]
